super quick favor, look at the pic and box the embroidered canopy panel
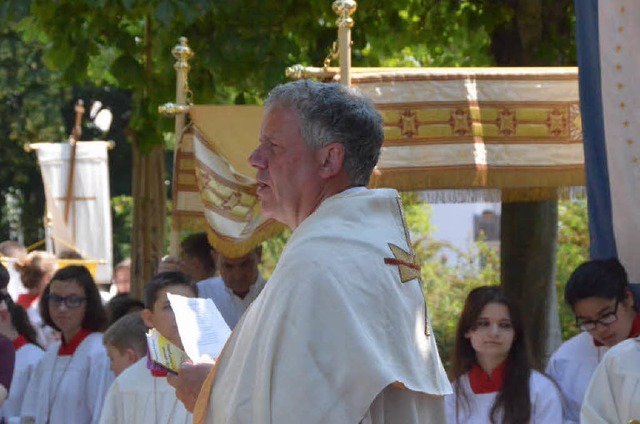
[349,67,583,202]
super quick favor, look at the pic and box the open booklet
[146,294,232,374]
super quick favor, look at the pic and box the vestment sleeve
[580,358,619,424]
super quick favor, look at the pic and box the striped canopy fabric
[172,68,585,256]
[575,0,640,283]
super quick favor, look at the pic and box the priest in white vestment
[169,80,452,424]
[581,336,640,423]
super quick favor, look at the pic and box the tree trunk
[129,14,166,300]
[130,141,166,300]
[491,0,572,369]
[500,201,558,370]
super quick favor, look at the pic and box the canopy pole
[333,0,357,86]
[166,37,193,257]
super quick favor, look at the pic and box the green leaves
[110,54,144,88]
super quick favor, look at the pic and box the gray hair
[264,80,384,186]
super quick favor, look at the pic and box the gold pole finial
[172,37,194,71]
[332,0,357,28]
[332,0,356,86]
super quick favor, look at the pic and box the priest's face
[142,284,196,351]
[249,106,324,229]
[48,279,87,343]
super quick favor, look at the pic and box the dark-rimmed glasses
[46,294,87,309]
[576,300,619,332]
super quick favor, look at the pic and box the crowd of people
[0,80,638,423]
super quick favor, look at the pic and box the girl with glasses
[19,265,114,424]
[446,286,562,423]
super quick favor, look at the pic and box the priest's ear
[318,142,345,179]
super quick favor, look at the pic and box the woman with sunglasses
[545,258,640,423]
[446,286,562,423]
[19,265,114,424]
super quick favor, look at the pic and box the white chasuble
[196,188,452,424]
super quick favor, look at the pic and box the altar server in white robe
[446,286,563,424]
[0,275,45,423]
[581,336,640,423]
[169,80,452,424]
[546,258,640,423]
[99,272,196,424]
[197,248,266,329]
[102,312,148,378]
[20,265,114,424]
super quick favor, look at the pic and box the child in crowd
[102,312,148,377]
[546,258,639,423]
[20,265,113,424]
[98,272,197,424]
[446,286,562,423]
[105,294,145,325]
[0,262,44,422]
[14,251,57,348]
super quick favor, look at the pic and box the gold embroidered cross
[384,243,421,283]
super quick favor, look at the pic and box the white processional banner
[35,141,113,283]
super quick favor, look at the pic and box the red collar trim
[593,312,640,347]
[469,361,507,394]
[151,369,169,377]
[59,328,91,356]
[16,293,39,308]
[13,335,28,350]
[630,312,640,338]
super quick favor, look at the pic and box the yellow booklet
[146,328,190,374]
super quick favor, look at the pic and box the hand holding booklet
[146,294,232,374]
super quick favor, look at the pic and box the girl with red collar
[446,286,562,423]
[0,261,45,422]
[19,266,113,424]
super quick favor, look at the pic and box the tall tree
[0,25,68,245]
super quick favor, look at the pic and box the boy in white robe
[102,312,148,377]
[546,259,640,423]
[98,272,196,424]
[581,336,640,424]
